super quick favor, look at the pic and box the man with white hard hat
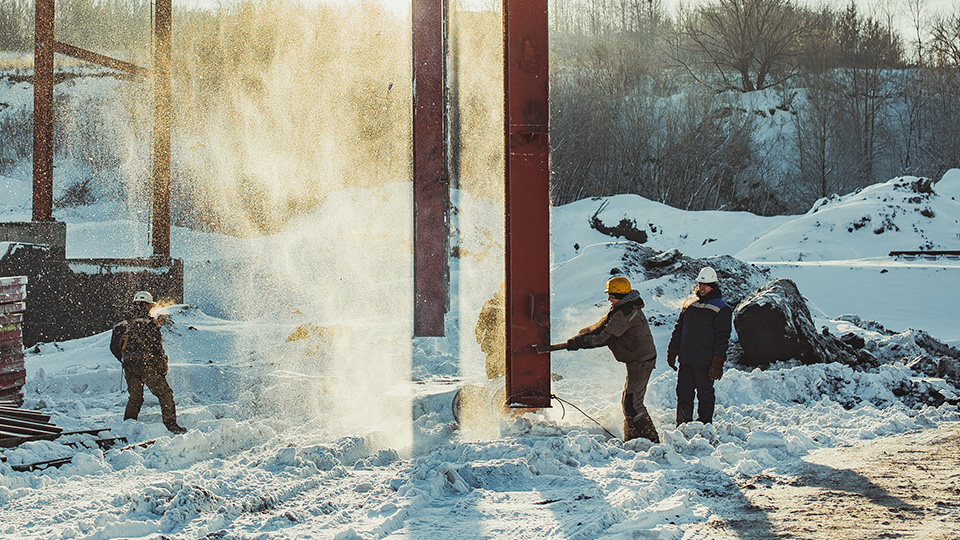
[666,267,732,425]
[110,291,186,434]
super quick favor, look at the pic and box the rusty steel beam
[53,41,150,77]
[503,0,551,408]
[33,0,55,222]
[412,0,449,337]
[152,0,172,258]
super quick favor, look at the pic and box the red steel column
[412,0,449,337]
[32,0,55,222]
[152,0,172,258]
[504,0,551,407]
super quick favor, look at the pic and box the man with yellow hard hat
[564,276,659,443]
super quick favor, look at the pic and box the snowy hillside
[1,169,959,539]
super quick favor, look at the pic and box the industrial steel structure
[33,0,172,257]
[27,0,553,409]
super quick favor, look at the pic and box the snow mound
[737,173,960,261]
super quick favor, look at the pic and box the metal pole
[503,0,551,408]
[152,0,172,258]
[32,0,55,222]
[412,0,449,337]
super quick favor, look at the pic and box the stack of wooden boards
[0,275,26,404]
[0,399,62,447]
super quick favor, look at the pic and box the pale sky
[174,0,958,44]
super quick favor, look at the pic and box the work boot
[676,405,694,426]
[636,415,660,444]
[165,422,187,434]
[623,419,641,442]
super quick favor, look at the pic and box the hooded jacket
[572,290,657,364]
[668,286,732,367]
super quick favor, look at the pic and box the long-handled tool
[536,343,568,354]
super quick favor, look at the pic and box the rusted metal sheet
[503,0,551,408]
[412,0,449,337]
[152,0,173,257]
[33,0,55,222]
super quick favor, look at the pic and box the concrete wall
[0,242,183,347]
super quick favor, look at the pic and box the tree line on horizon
[0,0,958,223]
[549,0,960,213]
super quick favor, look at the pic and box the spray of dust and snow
[1,169,959,539]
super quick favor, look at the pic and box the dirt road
[705,422,960,539]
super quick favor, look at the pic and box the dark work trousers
[622,357,656,422]
[676,363,715,425]
[123,361,178,426]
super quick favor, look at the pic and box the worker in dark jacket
[566,277,659,443]
[110,291,185,434]
[666,267,732,425]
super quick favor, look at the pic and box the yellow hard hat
[605,276,631,295]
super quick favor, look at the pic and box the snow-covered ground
[1,168,959,539]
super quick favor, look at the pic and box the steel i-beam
[504,0,551,408]
[412,0,449,337]
[152,0,172,258]
[33,0,55,222]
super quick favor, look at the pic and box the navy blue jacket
[668,287,732,367]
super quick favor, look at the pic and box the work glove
[566,337,585,351]
[666,349,678,371]
[709,356,724,381]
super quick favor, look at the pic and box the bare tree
[677,0,807,92]
[929,12,960,72]
[903,0,929,65]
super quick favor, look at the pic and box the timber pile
[0,401,129,471]
[0,399,62,447]
[0,275,27,404]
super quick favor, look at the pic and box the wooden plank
[889,250,960,256]
[0,314,23,326]
[59,428,110,437]
[11,456,73,472]
[0,284,26,297]
[0,416,61,435]
[0,332,21,344]
[0,291,25,304]
[0,407,51,423]
[0,429,58,447]
[0,433,26,447]
[0,329,23,348]
[0,371,26,389]
[0,322,21,334]
[0,352,25,369]
[0,344,22,358]
[0,302,25,315]
[0,276,27,288]
[116,438,158,452]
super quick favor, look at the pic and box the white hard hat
[132,291,155,304]
[696,267,719,284]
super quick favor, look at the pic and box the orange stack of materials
[0,276,27,405]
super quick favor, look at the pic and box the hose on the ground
[551,394,618,439]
